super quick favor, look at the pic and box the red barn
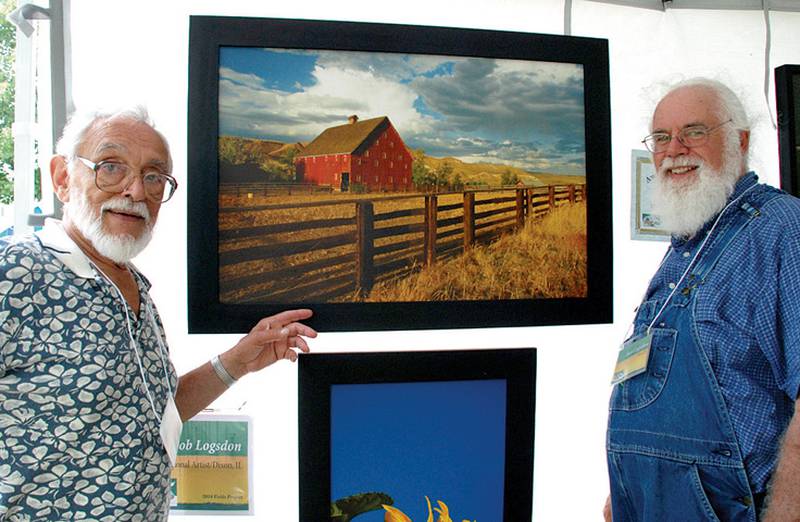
[295,115,414,192]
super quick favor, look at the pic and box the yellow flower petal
[433,500,453,522]
[383,504,413,522]
[426,496,434,522]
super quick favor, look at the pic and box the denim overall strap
[607,188,782,521]
[679,197,775,300]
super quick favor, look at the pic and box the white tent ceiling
[586,0,800,11]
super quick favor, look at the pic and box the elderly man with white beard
[0,107,316,521]
[604,78,800,522]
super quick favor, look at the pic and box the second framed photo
[630,149,669,241]
[187,16,613,332]
[298,348,536,521]
[776,64,800,197]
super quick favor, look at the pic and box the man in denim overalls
[605,79,800,521]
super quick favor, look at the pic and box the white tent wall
[59,1,800,520]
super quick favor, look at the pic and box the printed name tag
[611,333,652,385]
[161,396,184,467]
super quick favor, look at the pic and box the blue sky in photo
[218,47,586,175]
[330,379,507,522]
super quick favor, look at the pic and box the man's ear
[739,130,750,155]
[50,155,71,203]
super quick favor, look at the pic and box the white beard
[652,142,743,239]
[66,189,154,264]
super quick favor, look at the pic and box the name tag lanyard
[643,183,756,333]
[613,184,756,385]
[95,266,174,419]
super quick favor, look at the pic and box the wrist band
[210,355,237,388]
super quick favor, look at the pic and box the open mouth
[667,165,698,176]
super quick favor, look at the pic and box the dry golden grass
[361,201,587,301]
[217,189,584,303]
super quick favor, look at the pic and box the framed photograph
[298,348,535,521]
[776,64,800,197]
[187,16,612,333]
[630,149,669,241]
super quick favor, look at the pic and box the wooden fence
[218,184,585,303]
[220,182,334,197]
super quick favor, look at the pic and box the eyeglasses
[641,119,733,153]
[76,156,178,203]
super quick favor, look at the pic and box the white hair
[66,186,154,263]
[654,78,750,130]
[55,105,172,169]
[654,77,750,167]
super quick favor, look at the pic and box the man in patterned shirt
[604,78,800,521]
[0,106,316,520]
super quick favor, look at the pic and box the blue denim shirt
[641,172,800,492]
[0,220,177,521]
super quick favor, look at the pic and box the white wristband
[210,355,237,388]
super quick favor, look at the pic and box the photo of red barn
[295,115,414,192]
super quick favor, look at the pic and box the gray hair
[55,105,172,170]
[658,77,750,132]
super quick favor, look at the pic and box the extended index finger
[251,309,313,332]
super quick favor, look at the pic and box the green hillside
[423,155,585,187]
[217,136,585,188]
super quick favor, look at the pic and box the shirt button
[682,251,691,258]
[668,282,676,289]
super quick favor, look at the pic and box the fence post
[526,188,534,217]
[424,194,438,266]
[463,191,475,251]
[548,186,556,211]
[569,184,576,204]
[356,201,375,296]
[515,188,525,229]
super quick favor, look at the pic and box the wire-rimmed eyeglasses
[641,119,733,154]
[76,156,178,203]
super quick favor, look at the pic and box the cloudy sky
[218,47,586,175]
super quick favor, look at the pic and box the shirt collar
[35,220,154,297]
[670,171,759,249]
[36,219,97,279]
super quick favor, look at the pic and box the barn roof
[297,116,391,157]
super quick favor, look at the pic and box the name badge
[160,395,183,467]
[611,333,652,385]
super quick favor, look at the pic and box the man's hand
[221,309,317,379]
[176,309,317,422]
[604,494,612,522]
[762,398,800,521]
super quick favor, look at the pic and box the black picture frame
[298,348,536,521]
[187,15,613,333]
[777,64,800,197]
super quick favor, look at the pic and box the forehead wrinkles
[652,87,721,131]
[82,121,171,169]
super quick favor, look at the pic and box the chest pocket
[610,299,679,411]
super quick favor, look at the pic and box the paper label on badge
[611,333,652,385]
[160,396,183,467]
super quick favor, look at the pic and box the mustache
[658,156,704,176]
[101,198,151,224]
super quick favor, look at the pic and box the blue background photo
[331,379,507,521]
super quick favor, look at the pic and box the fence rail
[219,184,585,302]
[220,182,334,197]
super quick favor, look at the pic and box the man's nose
[121,172,148,201]
[664,133,689,157]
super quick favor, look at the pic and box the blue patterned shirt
[641,172,800,493]
[0,220,178,521]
